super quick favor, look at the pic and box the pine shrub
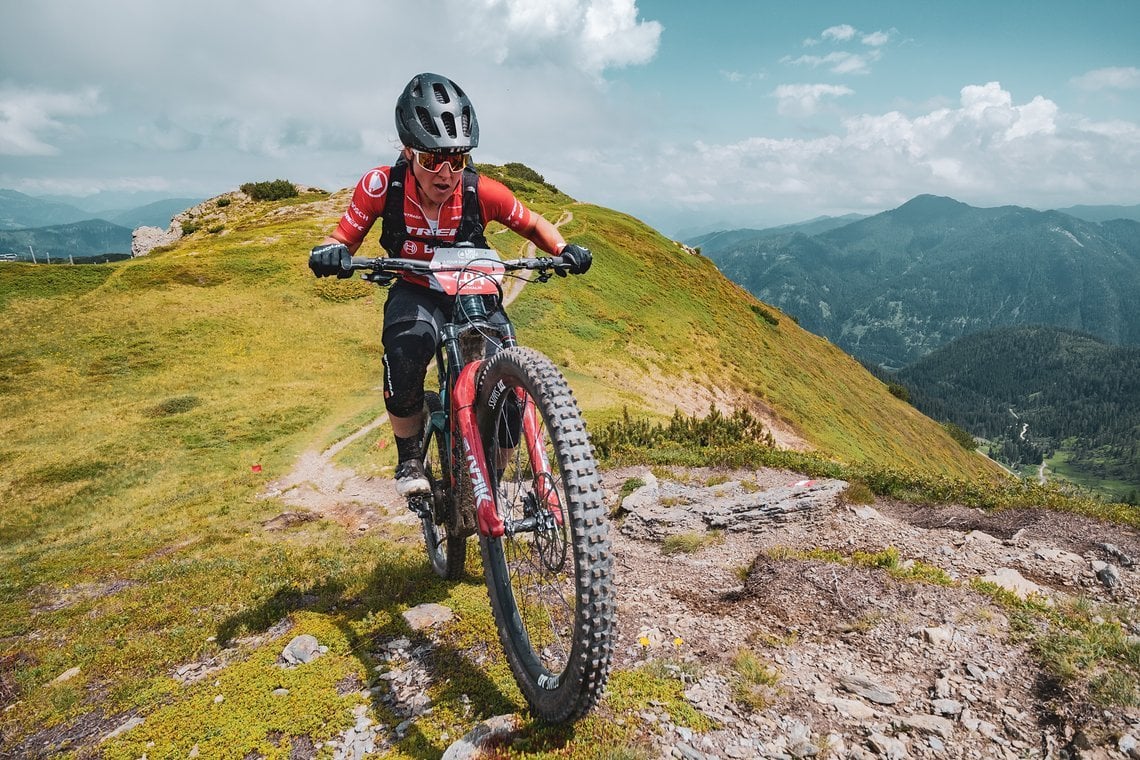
[240,179,298,201]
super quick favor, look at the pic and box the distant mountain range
[696,195,1140,369]
[0,189,204,261]
[0,220,134,262]
[0,188,201,231]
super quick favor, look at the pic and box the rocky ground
[600,466,1140,760]
[259,441,1140,759]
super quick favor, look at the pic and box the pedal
[407,494,432,519]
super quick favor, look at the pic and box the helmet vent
[431,82,451,104]
[415,107,440,137]
[461,108,472,136]
[441,112,457,138]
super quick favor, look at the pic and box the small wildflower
[638,636,650,647]
[673,637,684,648]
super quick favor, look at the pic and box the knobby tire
[475,347,615,723]
[421,391,467,579]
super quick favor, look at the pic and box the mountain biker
[308,72,592,497]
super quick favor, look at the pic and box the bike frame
[429,303,562,539]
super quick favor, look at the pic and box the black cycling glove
[558,243,593,276]
[308,243,353,279]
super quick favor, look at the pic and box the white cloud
[781,50,880,76]
[458,0,661,76]
[789,26,889,75]
[0,86,102,155]
[772,84,855,116]
[821,24,856,42]
[608,82,1139,228]
[1071,66,1140,91]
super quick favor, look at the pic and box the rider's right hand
[309,243,353,279]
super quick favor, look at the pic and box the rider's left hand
[558,243,592,276]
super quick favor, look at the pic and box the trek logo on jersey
[362,169,387,198]
[402,240,417,256]
[407,226,458,238]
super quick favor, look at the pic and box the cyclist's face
[407,149,462,206]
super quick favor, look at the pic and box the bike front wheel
[475,347,614,723]
[421,391,466,579]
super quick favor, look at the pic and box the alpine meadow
[2,169,1138,758]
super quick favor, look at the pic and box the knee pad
[382,321,436,417]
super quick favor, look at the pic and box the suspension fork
[452,360,503,537]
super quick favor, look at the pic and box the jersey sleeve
[476,176,534,234]
[334,167,391,248]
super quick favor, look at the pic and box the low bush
[240,179,298,201]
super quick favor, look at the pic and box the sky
[1,0,1138,236]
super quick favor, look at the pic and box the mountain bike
[346,246,615,723]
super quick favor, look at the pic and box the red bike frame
[452,361,563,538]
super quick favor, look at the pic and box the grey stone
[895,714,954,739]
[402,603,454,630]
[932,698,963,715]
[840,675,901,705]
[281,634,322,665]
[441,714,521,759]
[868,732,909,759]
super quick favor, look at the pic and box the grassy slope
[0,179,997,755]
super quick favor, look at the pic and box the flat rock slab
[621,477,848,541]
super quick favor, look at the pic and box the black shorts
[382,278,510,342]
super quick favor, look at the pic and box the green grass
[661,531,723,555]
[970,580,1140,707]
[1,169,1126,755]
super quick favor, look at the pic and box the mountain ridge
[701,194,1140,369]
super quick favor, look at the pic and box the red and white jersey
[335,165,533,261]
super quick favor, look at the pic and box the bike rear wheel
[421,391,466,579]
[475,347,614,723]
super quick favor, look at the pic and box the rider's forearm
[524,215,566,255]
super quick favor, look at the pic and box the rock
[100,716,144,743]
[934,674,953,698]
[964,662,987,681]
[868,731,909,759]
[51,666,81,684]
[131,223,181,257]
[895,714,954,739]
[932,698,963,715]
[965,530,1000,544]
[980,567,1052,602]
[272,688,290,697]
[1091,560,1121,588]
[1100,542,1135,567]
[815,691,878,719]
[1118,733,1140,759]
[403,603,454,630]
[1034,547,1084,564]
[281,634,322,665]
[922,626,953,646]
[790,741,820,758]
[840,675,900,705]
[851,505,882,520]
[620,477,848,539]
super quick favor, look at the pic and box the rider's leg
[382,320,438,495]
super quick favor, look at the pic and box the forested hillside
[892,326,1140,502]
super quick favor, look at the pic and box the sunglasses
[411,149,468,173]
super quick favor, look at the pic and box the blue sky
[1,0,1138,235]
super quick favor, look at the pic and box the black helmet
[395,73,479,153]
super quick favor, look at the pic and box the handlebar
[345,253,571,276]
